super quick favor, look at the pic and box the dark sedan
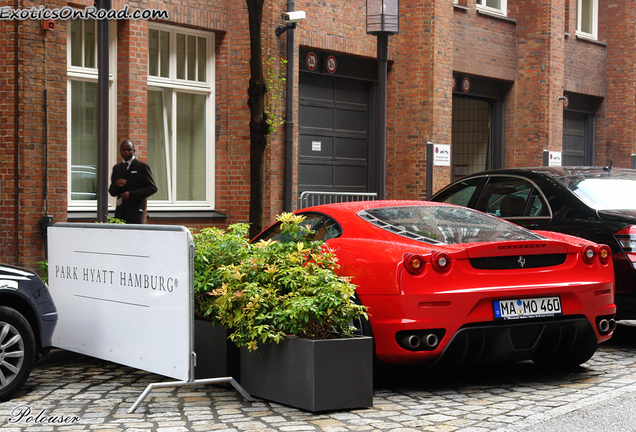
[430,166,636,319]
[0,264,57,400]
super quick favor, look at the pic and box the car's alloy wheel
[0,306,36,401]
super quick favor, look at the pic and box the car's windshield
[358,205,543,245]
[566,177,636,210]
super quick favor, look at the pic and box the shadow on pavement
[606,321,636,348]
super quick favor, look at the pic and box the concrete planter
[194,319,240,380]
[240,335,373,412]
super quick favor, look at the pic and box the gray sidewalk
[3,325,636,431]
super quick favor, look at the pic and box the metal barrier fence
[298,191,378,209]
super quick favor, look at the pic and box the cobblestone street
[2,324,636,432]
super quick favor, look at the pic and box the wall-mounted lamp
[275,10,306,36]
[557,96,566,101]
[366,0,399,34]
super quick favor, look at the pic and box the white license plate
[493,296,562,320]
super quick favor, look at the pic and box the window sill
[574,33,606,47]
[148,210,227,219]
[476,9,517,23]
[453,4,470,11]
[67,210,227,221]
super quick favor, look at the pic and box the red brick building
[1,0,633,269]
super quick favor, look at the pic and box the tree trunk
[246,0,269,239]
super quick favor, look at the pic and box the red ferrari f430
[255,201,616,368]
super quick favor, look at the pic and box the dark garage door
[562,111,588,166]
[298,73,373,195]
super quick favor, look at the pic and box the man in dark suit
[108,140,158,224]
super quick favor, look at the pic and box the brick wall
[453,4,517,82]
[3,0,636,270]
[507,0,565,167]
[117,19,148,155]
[0,0,67,267]
[599,1,636,168]
[0,12,18,264]
[385,0,455,199]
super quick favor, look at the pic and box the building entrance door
[451,96,493,182]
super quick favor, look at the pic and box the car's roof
[462,166,636,183]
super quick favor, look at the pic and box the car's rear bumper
[429,317,598,368]
[360,279,615,364]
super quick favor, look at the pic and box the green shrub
[203,213,367,351]
[192,223,250,321]
[38,260,49,284]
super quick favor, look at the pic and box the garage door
[298,73,373,195]
[563,111,587,166]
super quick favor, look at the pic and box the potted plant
[205,213,372,412]
[192,223,250,379]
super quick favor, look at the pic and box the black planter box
[194,319,240,380]
[240,336,373,412]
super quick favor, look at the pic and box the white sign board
[433,144,451,166]
[48,224,194,381]
[548,151,562,167]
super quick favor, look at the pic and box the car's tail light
[598,245,612,265]
[616,225,636,262]
[582,245,596,265]
[403,253,425,275]
[431,252,451,273]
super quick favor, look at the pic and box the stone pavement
[2,327,636,432]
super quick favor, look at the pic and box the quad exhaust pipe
[598,318,617,334]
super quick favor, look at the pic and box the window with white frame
[476,0,507,16]
[67,18,116,208]
[577,0,598,40]
[147,24,215,210]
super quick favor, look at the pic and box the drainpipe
[377,33,388,200]
[42,34,52,259]
[14,0,21,264]
[96,0,111,222]
[283,0,295,212]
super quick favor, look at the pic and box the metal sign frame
[48,223,252,413]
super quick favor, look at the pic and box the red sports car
[255,200,616,367]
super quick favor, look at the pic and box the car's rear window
[564,176,636,210]
[254,213,343,243]
[358,205,543,245]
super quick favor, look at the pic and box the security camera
[275,10,307,36]
[281,11,306,23]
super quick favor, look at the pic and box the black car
[0,264,57,400]
[430,167,636,318]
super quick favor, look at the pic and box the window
[435,177,484,207]
[255,213,343,243]
[358,206,542,245]
[67,19,116,208]
[479,177,550,218]
[577,0,598,39]
[147,24,215,210]
[476,0,507,16]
